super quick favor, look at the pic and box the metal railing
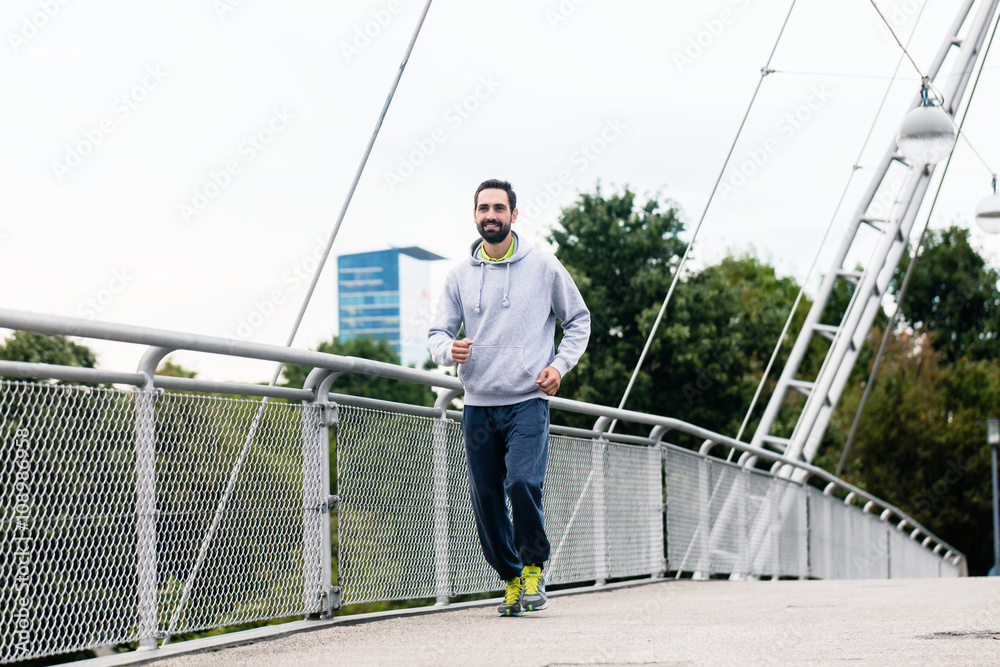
[0,308,966,664]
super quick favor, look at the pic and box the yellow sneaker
[498,576,523,616]
[522,565,547,611]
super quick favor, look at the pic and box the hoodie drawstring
[502,263,510,308]
[474,260,512,313]
[475,262,485,314]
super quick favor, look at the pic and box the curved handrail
[0,307,966,569]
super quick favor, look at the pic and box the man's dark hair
[474,179,516,211]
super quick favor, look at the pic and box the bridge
[0,309,968,665]
[4,0,1000,665]
[131,578,1000,666]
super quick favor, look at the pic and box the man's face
[475,188,517,244]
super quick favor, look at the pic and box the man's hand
[452,338,473,363]
[536,366,561,396]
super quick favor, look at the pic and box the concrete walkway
[159,578,1000,666]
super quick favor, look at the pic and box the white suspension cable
[605,0,799,434]
[730,0,930,453]
[868,0,926,80]
[958,128,996,175]
[838,5,1000,476]
[161,0,436,645]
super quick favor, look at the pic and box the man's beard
[477,219,511,244]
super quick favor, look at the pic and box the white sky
[1,0,999,383]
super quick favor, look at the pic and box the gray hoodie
[428,231,591,406]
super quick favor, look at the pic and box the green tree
[548,185,686,429]
[834,332,998,575]
[282,336,436,408]
[655,255,803,438]
[549,185,810,443]
[0,331,96,381]
[156,360,196,378]
[892,225,1000,363]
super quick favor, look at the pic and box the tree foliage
[547,186,683,429]
[833,333,998,575]
[817,225,1000,575]
[283,336,436,408]
[0,331,96,380]
[549,185,804,440]
[893,226,1000,363]
[156,360,196,378]
[650,255,802,437]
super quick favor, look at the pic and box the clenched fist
[536,366,561,396]
[452,338,473,363]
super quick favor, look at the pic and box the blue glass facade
[337,246,444,365]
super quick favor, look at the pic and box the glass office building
[337,246,445,367]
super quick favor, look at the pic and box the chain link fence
[665,446,961,580]
[335,408,665,605]
[0,381,325,664]
[0,376,962,664]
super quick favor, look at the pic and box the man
[428,179,591,616]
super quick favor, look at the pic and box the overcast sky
[1,0,999,383]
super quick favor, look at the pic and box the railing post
[805,488,814,579]
[592,438,608,585]
[135,386,158,650]
[648,425,669,578]
[879,509,894,579]
[304,370,340,618]
[134,347,171,652]
[798,484,809,579]
[693,457,711,580]
[734,467,748,579]
[433,389,461,605]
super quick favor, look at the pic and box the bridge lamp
[975,175,1000,234]
[896,81,956,166]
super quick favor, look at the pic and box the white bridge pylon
[752,0,998,470]
[704,0,1000,577]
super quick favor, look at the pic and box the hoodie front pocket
[462,345,534,395]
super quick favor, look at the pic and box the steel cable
[160,0,436,645]
[837,4,1000,476]
[607,0,799,433]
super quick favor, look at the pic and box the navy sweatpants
[461,398,550,581]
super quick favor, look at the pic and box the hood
[467,230,531,265]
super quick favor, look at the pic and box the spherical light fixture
[976,176,1000,234]
[896,83,956,166]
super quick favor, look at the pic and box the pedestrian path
[155,577,1000,666]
